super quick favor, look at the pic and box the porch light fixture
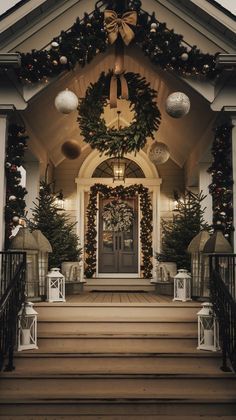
[173,269,192,302]
[112,159,126,181]
[18,302,38,351]
[54,190,65,210]
[197,302,220,351]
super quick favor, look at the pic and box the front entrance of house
[98,197,139,274]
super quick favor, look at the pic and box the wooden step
[32,335,199,353]
[37,320,198,335]
[1,377,236,400]
[1,402,236,418]
[35,302,200,322]
[9,354,225,376]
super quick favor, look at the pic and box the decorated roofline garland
[5,124,28,248]
[16,1,219,84]
[208,123,233,239]
[85,183,153,278]
[78,71,161,156]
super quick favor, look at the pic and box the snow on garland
[102,199,134,232]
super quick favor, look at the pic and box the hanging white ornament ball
[59,56,68,65]
[165,92,190,118]
[9,195,17,201]
[149,141,170,165]
[12,216,19,223]
[54,89,79,114]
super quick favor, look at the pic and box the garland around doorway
[85,183,153,279]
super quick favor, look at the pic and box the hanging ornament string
[104,9,137,108]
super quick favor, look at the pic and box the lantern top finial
[197,301,213,316]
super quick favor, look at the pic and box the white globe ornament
[51,41,59,48]
[149,141,170,165]
[59,56,68,65]
[9,195,16,201]
[165,92,190,118]
[54,89,79,114]
[181,52,189,61]
[12,216,19,223]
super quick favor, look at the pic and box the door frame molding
[75,150,162,279]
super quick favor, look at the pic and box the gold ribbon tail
[120,74,129,100]
[109,74,117,109]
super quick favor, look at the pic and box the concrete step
[37,320,198,335]
[10,354,225,376]
[35,302,200,322]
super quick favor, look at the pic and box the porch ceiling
[21,46,215,168]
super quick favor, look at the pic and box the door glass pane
[123,229,134,251]
[103,231,114,252]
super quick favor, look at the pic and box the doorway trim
[75,149,162,279]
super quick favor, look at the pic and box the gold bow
[110,73,129,109]
[104,10,137,46]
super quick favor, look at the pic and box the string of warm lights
[17,1,219,84]
[208,124,233,239]
[5,124,28,247]
[85,183,153,278]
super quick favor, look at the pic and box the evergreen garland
[16,1,219,84]
[208,124,233,238]
[78,71,161,156]
[5,124,28,247]
[85,183,153,278]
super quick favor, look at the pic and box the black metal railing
[0,252,26,371]
[209,254,236,372]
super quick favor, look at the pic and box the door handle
[115,236,118,250]
[119,236,121,250]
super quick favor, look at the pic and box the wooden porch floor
[66,292,173,304]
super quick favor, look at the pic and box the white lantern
[197,302,220,351]
[18,302,38,351]
[173,269,192,302]
[46,268,65,302]
[54,89,79,114]
[149,141,170,164]
[165,92,190,118]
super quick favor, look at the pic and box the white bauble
[149,141,170,164]
[51,41,59,48]
[165,92,190,118]
[59,56,68,65]
[12,216,19,223]
[9,195,16,201]
[54,89,79,114]
[181,52,189,61]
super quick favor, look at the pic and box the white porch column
[0,106,14,250]
[76,184,85,280]
[199,162,213,226]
